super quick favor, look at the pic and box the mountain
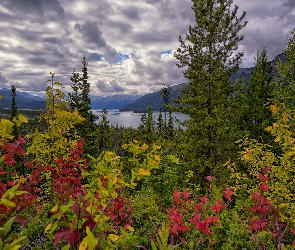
[119,83,187,112]
[120,53,287,112]
[0,88,46,109]
[91,95,140,110]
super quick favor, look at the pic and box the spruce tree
[156,108,164,137]
[173,0,247,182]
[10,85,19,139]
[68,57,97,156]
[97,108,113,152]
[160,84,171,127]
[232,49,274,143]
[275,29,295,113]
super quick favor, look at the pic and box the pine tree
[156,108,164,137]
[160,84,171,127]
[232,49,274,143]
[173,0,247,182]
[275,29,295,113]
[10,85,19,139]
[68,56,97,156]
[97,108,113,152]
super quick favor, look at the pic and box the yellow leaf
[86,226,98,250]
[108,234,119,242]
[18,114,28,123]
[127,226,135,232]
[139,168,150,176]
[51,205,58,212]
[270,104,277,113]
[154,155,160,162]
[1,198,16,207]
[79,236,87,250]
[44,223,52,232]
[140,143,148,150]
[243,154,252,162]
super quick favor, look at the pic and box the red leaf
[262,168,270,174]
[64,229,81,245]
[54,228,71,244]
[211,200,226,213]
[199,196,209,203]
[5,143,17,153]
[223,187,233,202]
[251,192,260,201]
[196,221,211,234]
[71,201,80,216]
[24,161,34,169]
[206,176,214,182]
[173,190,181,202]
[260,184,269,192]
[290,228,295,236]
[183,189,190,199]
[258,173,269,182]
[82,218,96,230]
[14,216,28,227]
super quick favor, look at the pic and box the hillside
[119,53,286,112]
[119,83,187,112]
[0,88,46,110]
[91,95,140,110]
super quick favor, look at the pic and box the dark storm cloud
[96,80,126,93]
[74,20,118,63]
[146,0,161,5]
[43,37,58,44]
[105,20,133,35]
[121,6,141,20]
[2,0,64,21]
[283,0,295,8]
[132,30,177,45]
[74,21,106,48]
[0,73,8,83]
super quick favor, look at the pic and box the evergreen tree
[156,108,164,137]
[232,49,274,143]
[275,29,295,113]
[166,109,175,139]
[160,84,171,127]
[10,85,19,139]
[173,0,247,182]
[145,106,155,144]
[97,108,113,152]
[68,57,97,156]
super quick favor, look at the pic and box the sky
[0,0,294,97]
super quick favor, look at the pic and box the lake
[92,110,189,128]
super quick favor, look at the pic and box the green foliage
[97,108,113,153]
[232,49,275,144]
[173,0,247,185]
[68,57,97,156]
[10,85,19,140]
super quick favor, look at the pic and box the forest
[1,0,295,249]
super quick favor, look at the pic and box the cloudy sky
[0,0,294,97]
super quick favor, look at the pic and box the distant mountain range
[0,88,46,109]
[0,88,140,111]
[119,83,187,112]
[119,53,286,112]
[0,53,286,112]
[91,95,140,110]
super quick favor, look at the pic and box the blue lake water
[92,110,189,128]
